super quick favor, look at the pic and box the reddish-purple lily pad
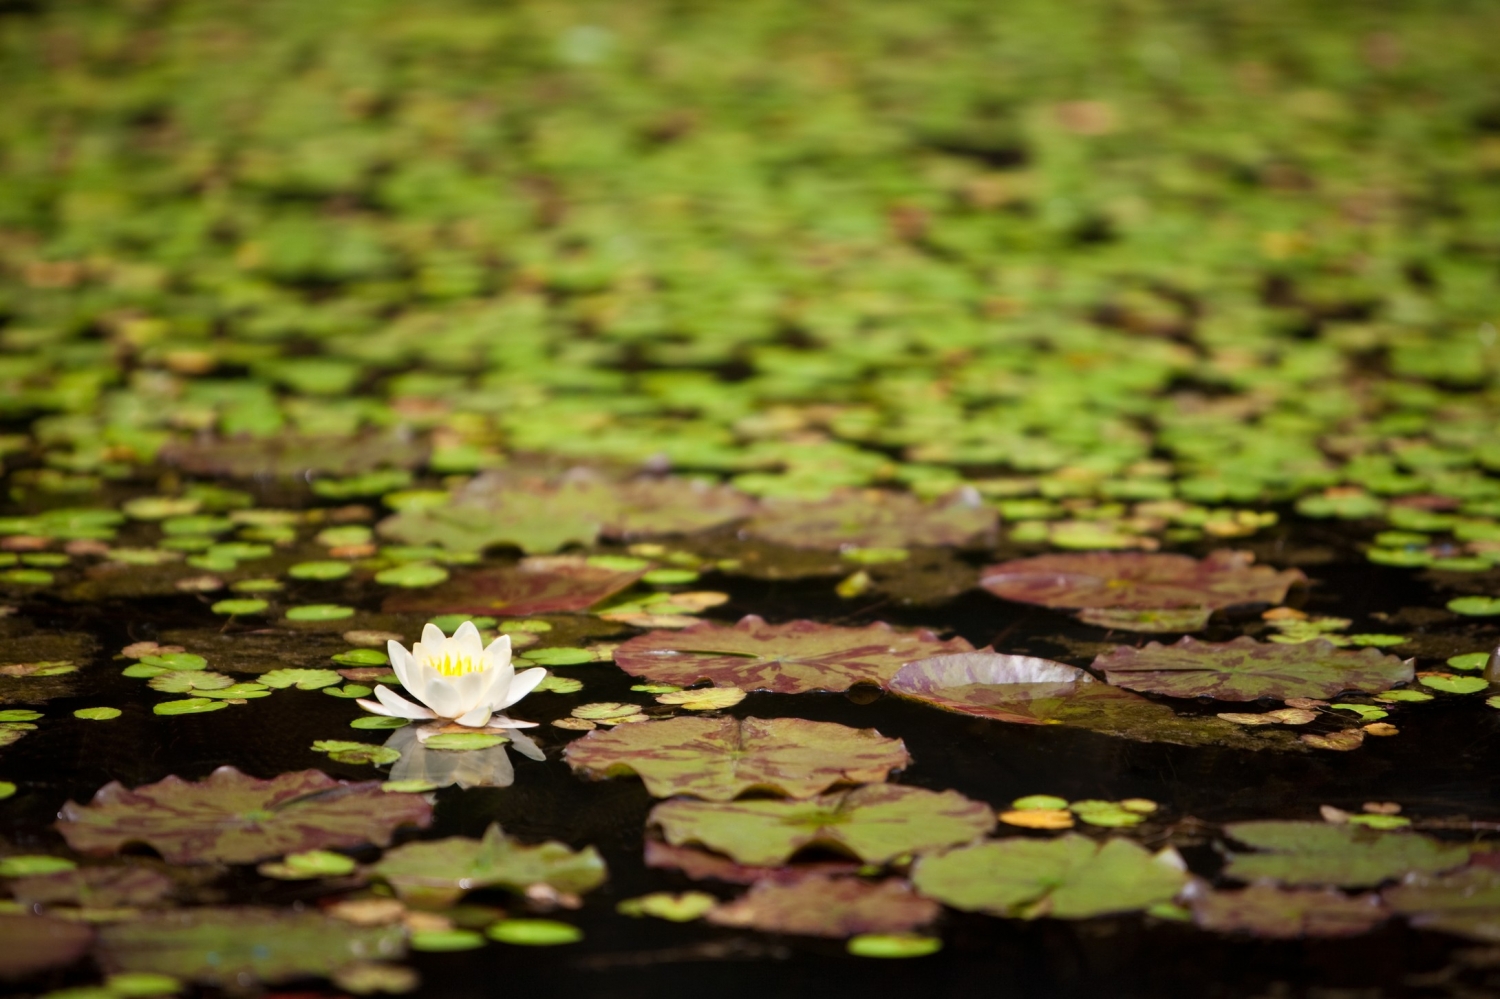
[565,716,910,800]
[161,434,428,478]
[614,615,973,694]
[1191,885,1388,939]
[0,914,94,979]
[384,555,646,616]
[1094,637,1415,702]
[980,550,1304,612]
[706,876,940,938]
[742,489,997,551]
[56,766,433,864]
[889,653,1304,750]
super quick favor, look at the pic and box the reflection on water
[383,725,545,789]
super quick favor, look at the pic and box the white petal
[508,730,546,761]
[420,675,467,719]
[482,632,513,669]
[366,687,437,720]
[453,621,485,657]
[497,667,547,710]
[455,704,493,727]
[488,714,540,729]
[387,640,418,692]
[421,622,447,646]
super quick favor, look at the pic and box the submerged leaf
[370,823,606,904]
[615,615,972,694]
[911,836,1186,919]
[706,876,940,938]
[56,766,432,864]
[1094,637,1414,702]
[564,716,909,800]
[648,784,994,866]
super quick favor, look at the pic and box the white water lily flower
[356,621,546,730]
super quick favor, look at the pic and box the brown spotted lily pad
[743,489,996,550]
[911,835,1187,919]
[55,766,433,864]
[564,716,910,800]
[1191,885,1388,938]
[706,876,940,938]
[369,822,606,906]
[97,907,405,985]
[980,551,1304,618]
[1094,637,1414,702]
[383,555,646,616]
[889,653,1303,751]
[614,615,972,694]
[648,784,994,866]
[1222,821,1470,887]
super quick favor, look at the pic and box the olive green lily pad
[1094,637,1414,701]
[311,740,402,765]
[485,919,582,946]
[614,615,972,694]
[56,766,432,864]
[261,669,342,690]
[1221,821,1470,887]
[257,849,358,880]
[288,561,353,581]
[210,599,268,616]
[565,716,909,801]
[97,908,405,985]
[743,490,995,550]
[147,670,234,694]
[649,784,994,866]
[911,835,1187,919]
[370,823,606,905]
[152,698,227,716]
[285,604,355,622]
[1191,885,1388,938]
[847,933,942,958]
[374,563,449,588]
[423,732,506,751]
[74,707,122,721]
[0,855,77,877]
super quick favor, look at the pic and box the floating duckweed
[288,560,354,581]
[847,934,942,959]
[210,598,268,616]
[485,919,582,946]
[286,604,355,622]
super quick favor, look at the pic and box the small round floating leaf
[211,598,268,616]
[352,716,409,730]
[1375,689,1433,703]
[286,604,355,622]
[148,670,234,694]
[153,698,228,716]
[424,732,506,752]
[431,614,497,633]
[643,568,700,585]
[231,578,283,594]
[324,684,372,699]
[382,779,440,793]
[288,561,353,581]
[534,675,582,694]
[572,702,645,721]
[655,687,746,711]
[312,740,402,765]
[262,669,342,690]
[0,709,41,722]
[1331,704,1388,721]
[196,683,272,700]
[141,653,207,671]
[258,849,359,880]
[847,934,942,959]
[1012,794,1069,811]
[105,972,183,997]
[0,781,16,800]
[2,569,54,585]
[1420,674,1489,695]
[1448,653,1491,671]
[617,892,717,922]
[375,563,449,588]
[520,647,595,666]
[332,648,389,666]
[410,929,486,952]
[0,855,77,877]
[122,664,164,679]
[485,919,582,946]
[1448,596,1500,616]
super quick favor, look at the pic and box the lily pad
[383,555,645,617]
[485,919,582,946]
[648,784,994,866]
[210,599,268,616]
[617,891,718,921]
[706,876,940,938]
[1093,637,1414,702]
[1384,865,1500,941]
[9,865,175,908]
[981,550,1304,612]
[152,698,227,716]
[644,839,862,885]
[910,835,1187,919]
[565,716,910,800]
[1191,886,1388,938]
[742,490,996,550]
[288,560,353,581]
[1221,821,1470,887]
[0,914,94,979]
[1075,607,1214,633]
[56,766,433,864]
[160,434,428,479]
[97,908,405,985]
[374,563,449,588]
[370,823,606,905]
[614,615,972,694]
[285,604,355,622]
[847,934,942,958]
[311,740,403,766]
[261,668,342,690]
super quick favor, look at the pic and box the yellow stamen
[426,653,481,677]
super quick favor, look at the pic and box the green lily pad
[1093,636,1413,702]
[152,698,228,716]
[409,929,486,952]
[374,563,449,588]
[0,709,41,722]
[1448,653,1491,671]
[847,934,943,958]
[706,875,940,938]
[370,823,606,905]
[147,670,234,694]
[911,836,1187,919]
[196,683,272,700]
[1190,885,1388,938]
[1221,821,1470,887]
[285,604,355,622]
[485,919,582,946]
[288,561,354,581]
[98,908,405,986]
[520,647,595,666]
[257,849,358,879]
[565,715,909,801]
[617,891,718,921]
[352,716,410,730]
[210,599,268,616]
[332,648,390,666]
[649,784,994,866]
[74,707,121,721]
[535,675,583,693]
[56,766,432,863]
[0,855,78,877]
[423,732,506,751]
[323,684,372,699]
[0,782,15,800]
[1420,674,1490,694]
[1448,596,1500,616]
[261,668,342,690]
[140,653,208,671]
[614,615,971,694]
